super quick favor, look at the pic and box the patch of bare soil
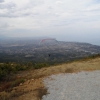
[0,57,100,100]
[0,77,47,100]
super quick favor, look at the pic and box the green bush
[34,63,49,69]
[11,78,25,87]
[0,64,12,80]
[0,63,28,80]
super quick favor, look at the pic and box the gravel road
[42,71,100,100]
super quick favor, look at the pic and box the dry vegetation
[0,57,100,100]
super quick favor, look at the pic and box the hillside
[0,56,100,100]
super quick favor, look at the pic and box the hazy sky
[0,0,100,45]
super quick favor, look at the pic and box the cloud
[94,0,100,4]
[0,0,44,18]
[0,2,16,9]
[0,0,100,25]
[55,1,63,5]
[0,0,100,44]
[0,0,4,3]
[0,23,9,28]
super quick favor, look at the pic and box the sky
[0,0,100,45]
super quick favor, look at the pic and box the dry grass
[31,57,100,78]
[0,57,100,100]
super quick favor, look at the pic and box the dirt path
[0,57,100,100]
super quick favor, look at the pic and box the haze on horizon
[0,0,100,45]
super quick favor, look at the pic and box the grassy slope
[33,56,100,77]
[0,57,100,100]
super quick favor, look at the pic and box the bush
[11,78,25,87]
[0,64,11,80]
[0,63,28,80]
[34,63,49,69]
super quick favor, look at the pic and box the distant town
[0,38,100,64]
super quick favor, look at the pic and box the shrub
[11,78,25,87]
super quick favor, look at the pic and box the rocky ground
[43,70,100,100]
